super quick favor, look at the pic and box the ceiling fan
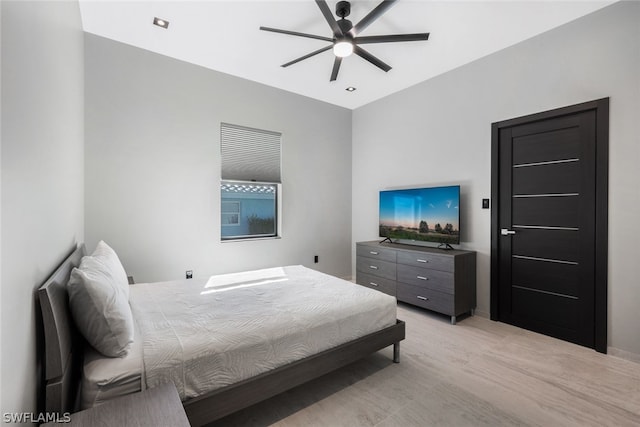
[260,0,430,82]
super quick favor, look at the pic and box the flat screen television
[379,185,460,246]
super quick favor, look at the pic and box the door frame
[490,98,609,353]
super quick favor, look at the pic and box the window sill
[221,236,282,243]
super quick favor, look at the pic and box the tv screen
[379,185,460,245]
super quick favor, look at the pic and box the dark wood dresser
[356,241,476,324]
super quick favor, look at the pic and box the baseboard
[608,346,640,364]
[473,309,490,319]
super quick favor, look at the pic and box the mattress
[80,318,143,409]
[82,265,397,405]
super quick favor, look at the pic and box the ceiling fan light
[333,41,353,58]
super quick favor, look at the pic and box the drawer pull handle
[417,259,429,263]
[369,282,379,287]
[417,276,429,281]
[417,295,429,301]
[370,251,379,255]
[369,265,378,270]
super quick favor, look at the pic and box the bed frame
[38,244,406,426]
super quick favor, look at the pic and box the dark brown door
[491,99,608,353]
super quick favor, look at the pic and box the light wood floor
[210,304,640,427]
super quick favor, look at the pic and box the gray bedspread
[129,265,397,400]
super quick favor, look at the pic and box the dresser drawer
[397,264,454,294]
[356,244,397,263]
[356,257,396,281]
[397,250,453,272]
[355,272,397,297]
[397,283,453,315]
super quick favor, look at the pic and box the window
[220,182,277,240]
[220,123,281,241]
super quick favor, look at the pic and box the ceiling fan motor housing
[337,19,354,35]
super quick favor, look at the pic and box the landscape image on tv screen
[379,186,460,245]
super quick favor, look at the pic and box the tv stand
[356,241,476,324]
[438,243,455,251]
[379,236,394,244]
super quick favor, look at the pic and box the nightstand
[42,382,190,426]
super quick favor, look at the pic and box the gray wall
[84,34,353,283]
[1,0,85,418]
[352,1,640,357]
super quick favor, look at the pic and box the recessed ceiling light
[345,87,357,92]
[153,17,169,29]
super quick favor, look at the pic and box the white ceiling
[79,0,614,110]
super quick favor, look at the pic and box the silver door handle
[501,228,516,235]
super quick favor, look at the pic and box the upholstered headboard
[37,244,86,414]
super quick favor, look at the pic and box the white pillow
[67,247,134,357]
[91,240,130,299]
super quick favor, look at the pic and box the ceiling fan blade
[330,57,342,81]
[355,33,430,44]
[260,26,333,42]
[315,0,343,37]
[281,45,333,68]
[354,45,391,72]
[350,0,398,36]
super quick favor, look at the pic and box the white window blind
[221,123,282,183]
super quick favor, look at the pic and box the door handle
[501,228,516,235]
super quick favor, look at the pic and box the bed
[38,243,405,426]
